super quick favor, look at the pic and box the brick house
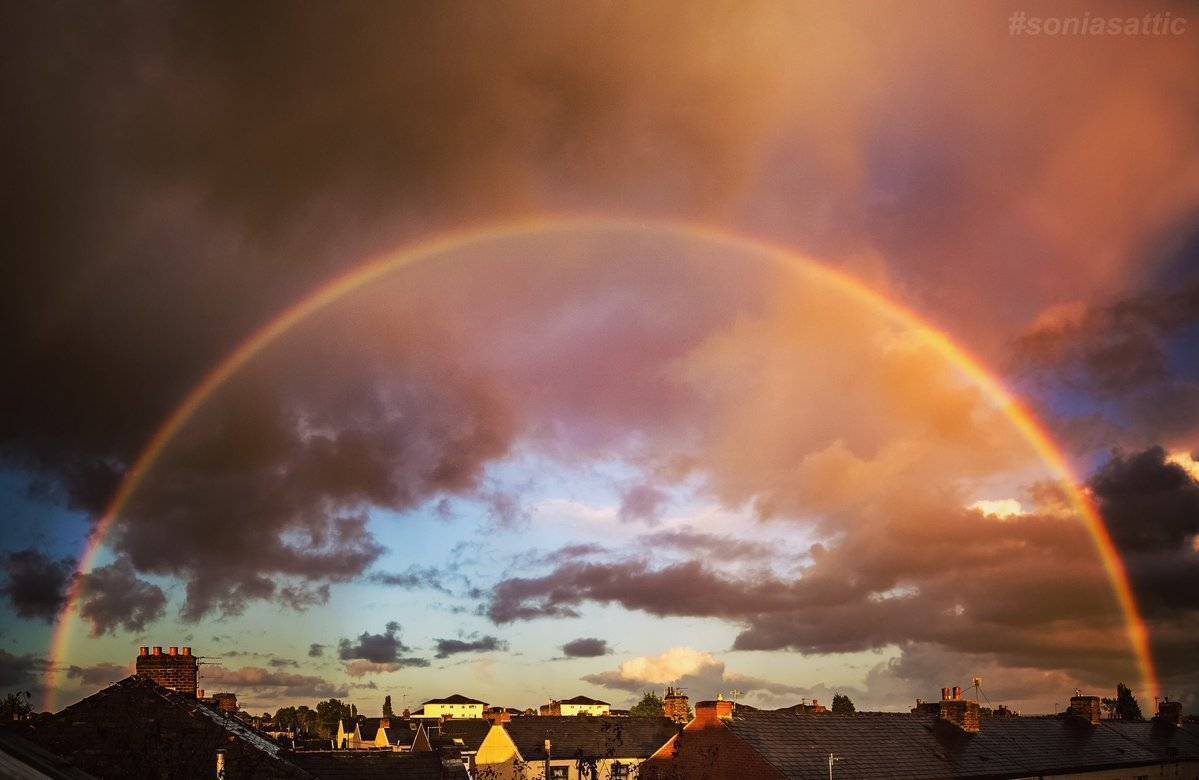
[540,696,612,717]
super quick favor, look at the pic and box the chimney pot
[168,646,178,656]
[139,646,149,656]
[952,686,962,700]
[181,646,192,656]
[152,646,163,655]
[199,689,205,699]
[940,687,950,701]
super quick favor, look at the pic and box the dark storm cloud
[433,635,508,658]
[1090,446,1199,555]
[76,559,167,636]
[486,494,1146,684]
[561,637,611,658]
[66,662,128,687]
[0,548,75,622]
[202,665,348,700]
[0,649,50,690]
[1015,276,1199,441]
[338,622,410,664]
[1085,446,1199,700]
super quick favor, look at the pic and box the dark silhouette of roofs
[665,709,1199,779]
[11,677,469,779]
[287,751,467,779]
[504,716,678,761]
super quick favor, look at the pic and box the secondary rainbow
[45,217,1159,709]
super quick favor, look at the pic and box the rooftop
[716,710,1199,779]
[504,716,678,761]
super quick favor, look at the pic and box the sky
[1,0,1198,718]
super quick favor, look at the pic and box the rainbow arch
[45,217,1159,709]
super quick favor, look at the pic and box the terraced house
[475,715,678,780]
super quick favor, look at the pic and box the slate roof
[438,719,492,751]
[286,751,468,779]
[721,710,1199,780]
[423,694,487,705]
[357,718,384,741]
[0,728,98,780]
[559,696,610,706]
[17,676,305,779]
[504,716,678,761]
[389,719,424,748]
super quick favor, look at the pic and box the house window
[611,763,629,780]
[549,766,569,780]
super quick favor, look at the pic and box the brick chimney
[693,699,734,725]
[937,686,980,733]
[136,643,198,697]
[1067,695,1101,725]
[1155,698,1183,727]
[663,686,691,724]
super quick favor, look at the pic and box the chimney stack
[693,700,735,724]
[1067,695,1101,725]
[139,646,149,656]
[1156,698,1183,727]
[938,685,980,733]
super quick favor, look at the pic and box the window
[611,763,629,780]
[550,766,569,780]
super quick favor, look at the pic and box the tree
[315,698,354,737]
[629,692,664,717]
[1114,683,1144,721]
[1,691,32,721]
[383,695,394,718]
[831,693,855,714]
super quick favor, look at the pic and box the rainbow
[44,217,1159,710]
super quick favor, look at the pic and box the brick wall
[135,647,198,697]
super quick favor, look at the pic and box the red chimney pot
[139,646,149,656]
[168,646,178,656]
[152,646,163,655]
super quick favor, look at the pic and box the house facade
[418,694,488,719]
[475,715,677,780]
[541,696,611,717]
